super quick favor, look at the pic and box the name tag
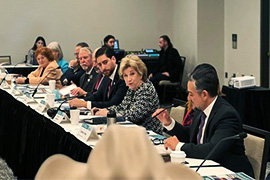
[12,87,22,96]
[1,81,9,89]
[53,110,65,124]
[24,93,36,104]
[77,122,99,141]
[36,100,48,113]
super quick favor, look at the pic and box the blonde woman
[92,55,162,134]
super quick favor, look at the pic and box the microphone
[47,95,84,118]
[0,69,9,86]
[32,66,61,97]
[195,132,247,172]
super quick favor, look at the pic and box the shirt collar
[109,64,118,81]
[203,96,218,118]
[86,67,94,75]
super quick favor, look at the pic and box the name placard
[24,93,36,104]
[11,87,22,96]
[53,110,65,124]
[77,123,99,141]
[36,100,49,113]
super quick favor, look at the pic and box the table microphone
[47,95,84,118]
[195,132,247,172]
[32,66,61,97]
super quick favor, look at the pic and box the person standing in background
[48,42,68,73]
[27,36,46,65]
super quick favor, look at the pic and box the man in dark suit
[60,42,87,86]
[69,47,99,96]
[149,35,182,84]
[69,47,128,109]
[153,63,254,177]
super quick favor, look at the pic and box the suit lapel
[203,96,221,140]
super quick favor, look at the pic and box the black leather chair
[158,56,186,102]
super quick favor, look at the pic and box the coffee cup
[49,80,56,91]
[46,93,55,108]
[70,109,80,125]
[170,151,186,164]
[6,75,12,85]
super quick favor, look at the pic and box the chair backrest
[179,56,186,85]
[0,56,11,65]
[170,98,187,124]
[243,124,270,180]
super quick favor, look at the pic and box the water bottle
[107,110,116,126]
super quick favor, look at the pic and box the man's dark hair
[103,35,115,44]
[76,42,89,48]
[95,46,115,59]
[188,63,219,97]
[160,35,173,48]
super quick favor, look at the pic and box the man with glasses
[60,42,88,86]
[69,47,127,109]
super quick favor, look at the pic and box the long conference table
[0,88,91,179]
[0,84,237,179]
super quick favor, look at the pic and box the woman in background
[27,36,46,65]
[91,55,163,134]
[16,47,62,88]
[48,42,68,73]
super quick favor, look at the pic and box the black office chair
[0,56,11,65]
[158,56,186,102]
[243,124,270,180]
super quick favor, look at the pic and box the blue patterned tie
[197,112,206,144]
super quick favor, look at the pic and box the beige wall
[0,0,261,86]
[173,0,260,86]
[197,0,224,85]
[224,0,260,85]
[0,0,173,63]
[173,0,197,89]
